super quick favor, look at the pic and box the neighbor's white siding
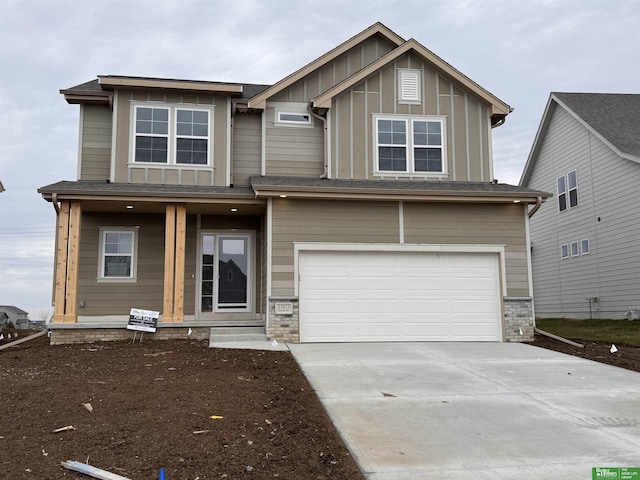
[526,104,640,318]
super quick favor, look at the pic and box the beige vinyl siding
[329,53,491,182]
[269,35,396,103]
[79,104,112,180]
[232,112,261,186]
[113,90,226,186]
[77,213,166,316]
[270,199,399,295]
[526,105,640,318]
[265,106,324,176]
[403,202,530,296]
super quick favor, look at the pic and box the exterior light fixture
[279,194,287,198]
[230,208,238,212]
[126,205,134,209]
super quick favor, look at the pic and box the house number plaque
[274,303,294,315]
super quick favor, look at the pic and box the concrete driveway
[288,342,640,479]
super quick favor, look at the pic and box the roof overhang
[97,75,244,95]
[251,177,549,204]
[60,90,113,105]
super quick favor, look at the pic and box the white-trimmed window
[398,69,422,103]
[557,170,578,211]
[273,102,313,127]
[132,104,212,166]
[99,228,138,281]
[374,115,446,175]
[561,244,569,259]
[570,241,580,257]
[581,239,590,255]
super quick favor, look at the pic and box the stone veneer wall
[503,297,534,342]
[49,327,210,345]
[267,296,299,343]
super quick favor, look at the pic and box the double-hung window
[99,228,138,281]
[557,170,578,211]
[374,115,446,175]
[133,104,211,166]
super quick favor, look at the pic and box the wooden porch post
[162,204,176,323]
[52,201,70,323]
[63,201,82,323]
[173,204,186,322]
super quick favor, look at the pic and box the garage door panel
[299,251,501,342]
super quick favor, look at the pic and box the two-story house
[39,23,549,344]
[520,93,640,319]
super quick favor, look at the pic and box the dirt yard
[2,330,638,480]
[0,333,365,480]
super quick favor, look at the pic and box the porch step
[209,326,268,344]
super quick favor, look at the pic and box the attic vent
[398,69,421,103]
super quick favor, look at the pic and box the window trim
[276,111,312,126]
[580,238,590,255]
[271,102,314,128]
[130,102,214,168]
[98,227,138,283]
[560,244,569,259]
[398,68,422,104]
[373,114,447,177]
[570,241,580,257]
[557,170,578,212]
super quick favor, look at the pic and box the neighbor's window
[99,229,137,280]
[561,244,569,259]
[273,102,313,127]
[133,104,211,165]
[558,170,578,211]
[570,241,580,257]
[581,239,590,255]
[375,115,446,175]
[398,69,422,103]
[277,112,311,125]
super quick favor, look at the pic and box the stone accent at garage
[267,296,299,343]
[503,297,534,342]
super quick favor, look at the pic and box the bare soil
[0,333,364,480]
[2,330,638,480]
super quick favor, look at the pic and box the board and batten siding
[526,105,640,318]
[265,105,324,176]
[268,35,396,103]
[403,202,529,297]
[113,90,228,186]
[330,53,492,182]
[232,112,261,186]
[270,199,400,295]
[79,104,112,181]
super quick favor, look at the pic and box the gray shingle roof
[251,176,549,197]
[553,93,640,159]
[61,78,271,100]
[38,181,256,198]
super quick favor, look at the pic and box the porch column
[162,205,176,322]
[52,200,82,324]
[162,203,186,323]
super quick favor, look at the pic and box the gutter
[528,196,543,218]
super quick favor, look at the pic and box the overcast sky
[1,0,638,318]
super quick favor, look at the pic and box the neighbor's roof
[251,176,549,203]
[0,306,29,315]
[520,92,640,185]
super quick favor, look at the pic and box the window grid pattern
[103,231,134,278]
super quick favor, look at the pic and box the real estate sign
[127,308,159,333]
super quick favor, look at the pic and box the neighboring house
[520,93,640,319]
[0,306,30,329]
[39,23,549,344]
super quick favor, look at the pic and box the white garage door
[299,250,502,342]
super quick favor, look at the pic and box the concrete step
[209,326,268,345]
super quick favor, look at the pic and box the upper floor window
[557,170,578,211]
[374,115,446,175]
[133,104,212,166]
[273,102,313,128]
[398,69,422,104]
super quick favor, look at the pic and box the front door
[199,233,252,318]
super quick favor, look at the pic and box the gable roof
[247,22,405,109]
[311,38,511,125]
[0,306,29,315]
[520,92,640,185]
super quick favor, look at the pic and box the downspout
[308,102,328,179]
[51,193,60,310]
[528,196,543,218]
